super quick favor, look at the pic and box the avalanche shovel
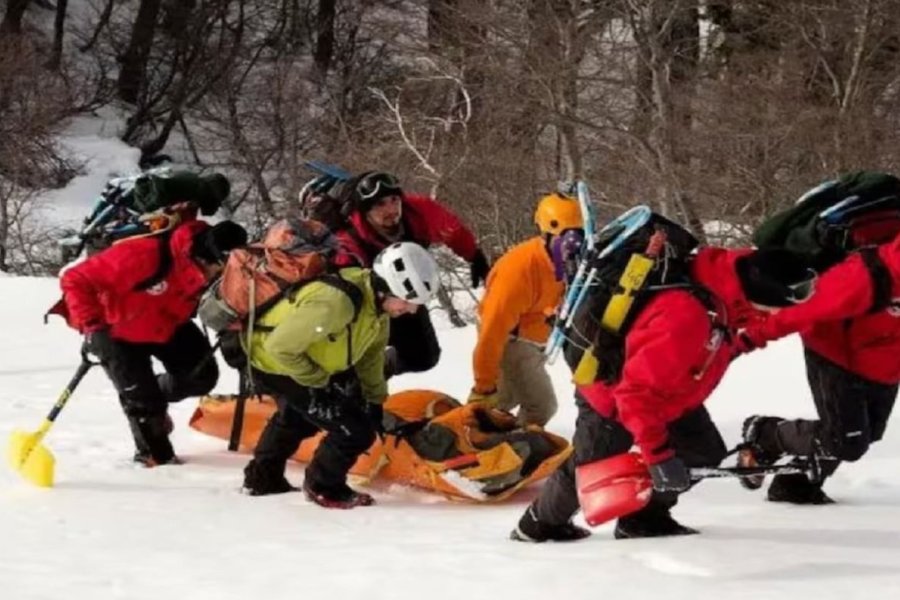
[7,357,95,487]
[575,452,814,527]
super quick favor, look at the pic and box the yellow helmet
[534,193,583,236]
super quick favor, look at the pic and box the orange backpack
[198,218,360,332]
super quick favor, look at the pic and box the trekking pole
[7,354,97,487]
[186,338,248,452]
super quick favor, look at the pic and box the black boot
[509,506,591,543]
[767,473,835,505]
[738,415,784,490]
[302,478,374,509]
[128,414,176,465]
[242,459,298,496]
[614,510,698,539]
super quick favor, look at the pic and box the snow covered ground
[37,108,142,231]
[2,276,900,600]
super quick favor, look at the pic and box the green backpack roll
[753,171,900,270]
[131,170,230,215]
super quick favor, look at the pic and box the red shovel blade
[576,452,653,527]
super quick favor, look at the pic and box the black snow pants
[385,304,442,377]
[763,349,897,486]
[530,396,727,526]
[100,321,218,460]
[250,369,377,490]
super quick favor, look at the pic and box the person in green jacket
[241,241,441,508]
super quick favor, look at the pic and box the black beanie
[192,221,248,264]
[197,173,231,216]
[735,248,817,308]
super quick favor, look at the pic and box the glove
[83,328,116,363]
[470,249,490,288]
[648,456,692,493]
[365,402,386,439]
[467,387,499,408]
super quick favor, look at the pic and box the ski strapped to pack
[545,202,653,364]
[297,160,352,204]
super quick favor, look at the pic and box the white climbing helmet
[373,242,440,305]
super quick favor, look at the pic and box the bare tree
[117,0,163,104]
[46,0,68,71]
[0,0,31,36]
[314,0,337,78]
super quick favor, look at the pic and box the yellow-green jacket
[243,268,389,404]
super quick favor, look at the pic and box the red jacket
[745,239,900,385]
[578,248,760,465]
[334,193,478,267]
[58,221,209,344]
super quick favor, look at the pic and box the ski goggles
[357,173,402,201]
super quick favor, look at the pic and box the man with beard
[334,172,489,377]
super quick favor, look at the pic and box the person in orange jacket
[467,193,584,426]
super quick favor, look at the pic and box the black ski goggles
[357,173,401,201]
[784,270,818,304]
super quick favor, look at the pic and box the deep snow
[2,276,900,600]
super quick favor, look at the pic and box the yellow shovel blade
[7,430,55,487]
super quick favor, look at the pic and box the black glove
[328,372,361,402]
[83,328,116,363]
[366,402,386,439]
[649,456,691,493]
[470,249,490,288]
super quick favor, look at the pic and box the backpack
[197,218,362,333]
[753,171,900,312]
[59,169,229,261]
[297,161,355,232]
[562,212,715,386]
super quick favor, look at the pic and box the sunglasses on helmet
[357,173,401,201]
[785,269,818,304]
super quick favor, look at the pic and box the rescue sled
[189,390,572,501]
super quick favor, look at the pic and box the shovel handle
[46,359,95,424]
[690,464,810,480]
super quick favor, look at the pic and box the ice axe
[7,356,96,487]
[575,452,814,526]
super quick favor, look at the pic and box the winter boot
[133,450,183,467]
[509,506,591,543]
[738,415,784,490]
[302,478,374,509]
[614,511,699,539]
[767,473,835,505]
[128,413,176,465]
[241,459,298,496]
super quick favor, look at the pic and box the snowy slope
[2,277,900,600]
[37,109,142,230]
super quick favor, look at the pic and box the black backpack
[297,163,358,232]
[562,212,716,385]
[753,171,900,312]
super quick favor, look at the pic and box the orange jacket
[473,237,564,392]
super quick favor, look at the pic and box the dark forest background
[2,0,900,277]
